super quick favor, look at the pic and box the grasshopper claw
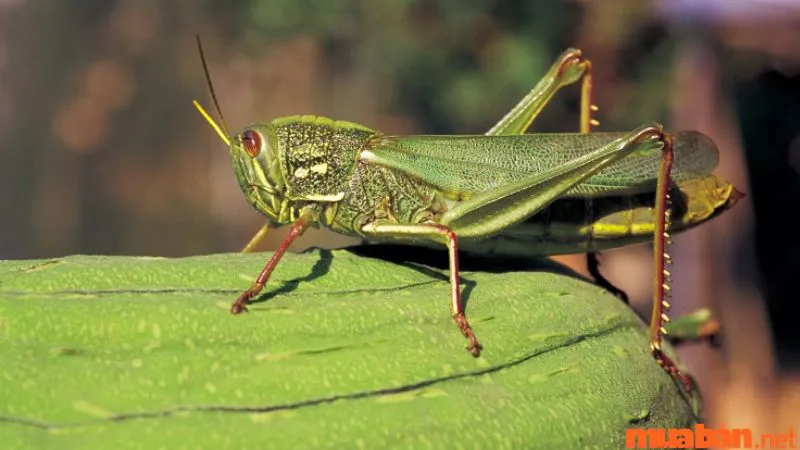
[230,303,248,314]
[454,313,482,357]
[231,283,263,315]
[467,341,482,357]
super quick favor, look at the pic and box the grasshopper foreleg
[231,211,315,314]
[362,222,482,356]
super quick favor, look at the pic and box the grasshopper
[193,36,741,393]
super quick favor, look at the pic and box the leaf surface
[0,249,700,449]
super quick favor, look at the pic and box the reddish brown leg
[435,224,482,357]
[362,222,481,356]
[231,214,313,314]
[648,133,693,394]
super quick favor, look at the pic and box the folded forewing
[361,131,719,198]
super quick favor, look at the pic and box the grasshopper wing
[362,131,719,198]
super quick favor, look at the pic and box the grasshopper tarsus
[230,303,248,314]
[555,48,588,83]
[231,296,250,314]
[230,297,249,315]
[468,344,481,358]
[651,347,694,395]
[231,283,263,314]
[454,313,482,357]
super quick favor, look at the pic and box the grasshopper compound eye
[241,130,261,158]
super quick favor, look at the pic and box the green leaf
[0,249,700,448]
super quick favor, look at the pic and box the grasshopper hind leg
[647,133,694,394]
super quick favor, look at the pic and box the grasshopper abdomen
[458,174,741,257]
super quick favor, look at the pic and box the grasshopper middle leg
[362,222,482,356]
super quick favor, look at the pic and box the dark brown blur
[0,0,797,438]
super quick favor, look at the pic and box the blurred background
[0,0,797,438]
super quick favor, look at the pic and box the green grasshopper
[193,36,741,394]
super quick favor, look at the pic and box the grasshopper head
[192,100,291,224]
[192,36,295,226]
[229,124,289,223]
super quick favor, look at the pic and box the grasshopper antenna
[193,34,271,253]
[193,34,231,146]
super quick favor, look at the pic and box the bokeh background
[1,0,797,439]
